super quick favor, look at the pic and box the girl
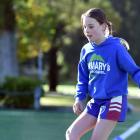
[66,8,140,140]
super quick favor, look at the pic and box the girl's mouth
[87,35,92,38]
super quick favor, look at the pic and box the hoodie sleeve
[75,48,89,101]
[117,44,140,87]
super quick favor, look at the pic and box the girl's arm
[75,48,89,101]
[117,44,140,87]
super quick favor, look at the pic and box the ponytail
[107,21,112,35]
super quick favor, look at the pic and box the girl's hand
[73,100,84,115]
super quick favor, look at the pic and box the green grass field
[41,84,140,108]
[39,84,140,140]
[0,110,140,140]
[42,83,140,98]
[0,84,139,140]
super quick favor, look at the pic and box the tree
[110,0,140,64]
[14,0,51,61]
[46,0,122,91]
[12,0,121,91]
[0,0,19,82]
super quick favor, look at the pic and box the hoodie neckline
[90,35,113,48]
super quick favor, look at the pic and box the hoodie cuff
[74,93,86,101]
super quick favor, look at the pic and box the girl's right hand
[73,100,84,115]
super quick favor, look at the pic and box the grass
[81,111,140,140]
[0,84,139,140]
[0,110,140,140]
[39,83,140,139]
[42,84,76,95]
[43,83,140,97]
[41,84,140,107]
[0,83,139,140]
[40,94,74,107]
[128,85,140,98]
[41,84,75,107]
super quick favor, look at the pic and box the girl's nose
[85,27,89,33]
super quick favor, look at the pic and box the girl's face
[82,16,106,44]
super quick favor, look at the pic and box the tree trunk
[48,47,58,91]
[0,0,19,82]
[47,21,65,91]
[0,31,18,82]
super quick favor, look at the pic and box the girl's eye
[89,26,94,29]
[83,25,94,29]
[83,26,86,29]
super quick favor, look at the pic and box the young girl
[66,8,140,140]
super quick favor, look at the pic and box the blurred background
[0,0,140,140]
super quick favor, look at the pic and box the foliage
[9,0,122,90]
[0,76,42,91]
[0,0,16,31]
[0,76,43,108]
[13,0,121,62]
[110,0,140,64]
[14,0,51,61]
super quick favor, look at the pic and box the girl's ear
[104,25,109,37]
[102,23,107,32]
[102,23,108,37]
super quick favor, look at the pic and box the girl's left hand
[73,100,84,115]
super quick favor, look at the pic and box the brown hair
[81,8,112,35]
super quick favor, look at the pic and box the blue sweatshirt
[75,36,140,100]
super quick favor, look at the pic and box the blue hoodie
[75,36,140,100]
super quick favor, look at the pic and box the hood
[90,36,120,49]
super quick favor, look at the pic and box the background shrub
[0,76,43,108]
